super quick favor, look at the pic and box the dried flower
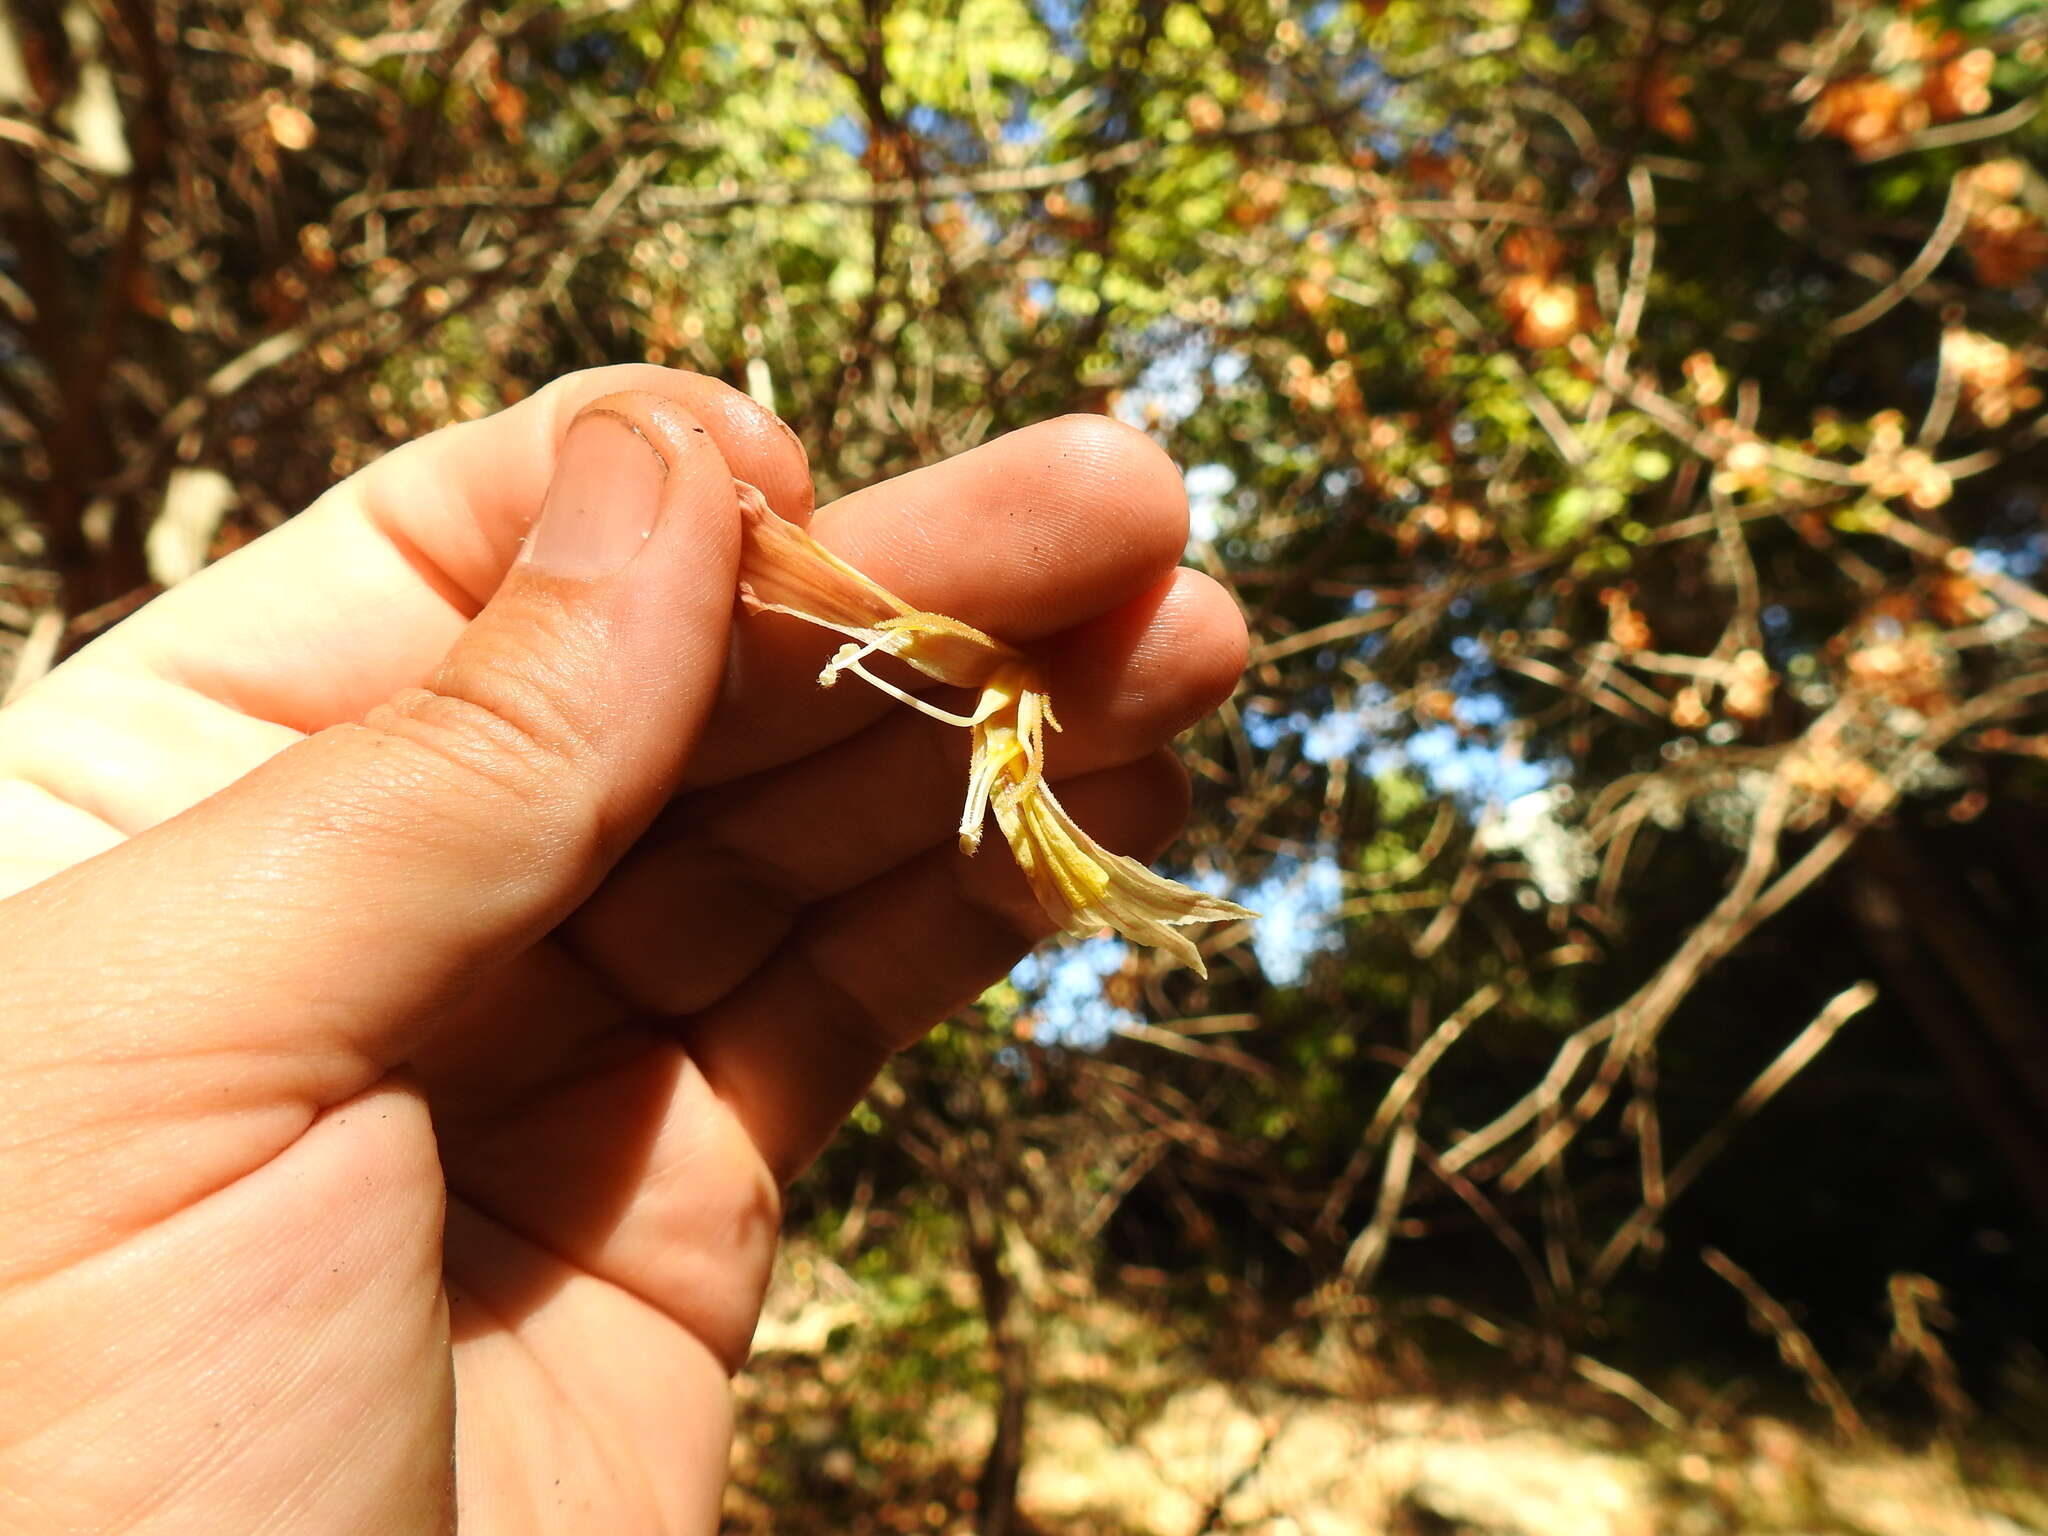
[1944,328,2042,428]
[1808,76,1917,153]
[1958,161,2048,289]
[1499,272,1590,350]
[1851,411,1953,510]
[1723,649,1775,723]
[733,481,1253,976]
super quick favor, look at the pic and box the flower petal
[993,776,1254,980]
[735,480,1019,689]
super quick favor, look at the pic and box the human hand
[0,367,1246,1533]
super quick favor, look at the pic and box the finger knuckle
[362,680,608,860]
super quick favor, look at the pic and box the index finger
[88,365,814,734]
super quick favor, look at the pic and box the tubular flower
[734,481,1253,976]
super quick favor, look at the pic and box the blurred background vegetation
[4,0,2048,1530]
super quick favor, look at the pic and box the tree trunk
[962,1184,1029,1536]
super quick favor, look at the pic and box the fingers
[412,565,1244,1131]
[438,1038,780,1373]
[0,779,125,898]
[0,392,751,1276]
[566,568,1244,1015]
[8,367,807,767]
[0,368,807,863]
[428,754,1191,1381]
[0,1077,453,1531]
[0,405,1178,848]
[139,365,813,734]
[0,400,1175,866]
[0,665,304,839]
[444,1200,732,1535]
[682,752,1193,1183]
[686,413,1191,785]
[426,589,1226,1345]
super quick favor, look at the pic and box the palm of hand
[0,369,1243,1533]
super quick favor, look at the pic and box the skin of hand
[0,366,1247,1534]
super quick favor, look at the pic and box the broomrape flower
[734,481,1253,977]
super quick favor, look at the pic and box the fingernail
[520,410,667,577]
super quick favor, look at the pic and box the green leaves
[885,0,1058,109]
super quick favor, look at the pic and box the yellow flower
[961,663,1252,978]
[734,480,1253,976]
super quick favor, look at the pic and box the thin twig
[1342,1110,1419,1286]
[1588,982,1879,1288]
[1864,507,2048,630]
[1414,1297,1685,1430]
[2,607,63,703]
[1855,97,2041,165]
[1829,173,1969,336]
[1920,326,1966,449]
[1585,162,1657,434]
[1414,1141,1556,1310]
[1318,986,1500,1233]
[1495,767,1799,1192]
[1704,1247,1866,1441]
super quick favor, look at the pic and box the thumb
[2,392,741,1171]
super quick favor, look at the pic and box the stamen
[959,734,1025,854]
[834,652,1004,729]
[817,641,879,688]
